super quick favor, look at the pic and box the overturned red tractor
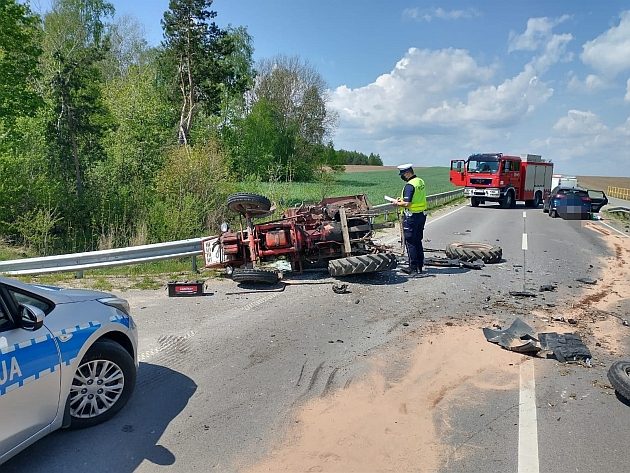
[202,193,397,283]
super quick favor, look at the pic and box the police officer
[395,164,427,275]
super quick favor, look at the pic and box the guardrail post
[191,255,198,273]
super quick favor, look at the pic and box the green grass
[235,166,456,209]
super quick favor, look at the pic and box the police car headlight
[98,297,131,316]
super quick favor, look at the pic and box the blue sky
[32,0,630,176]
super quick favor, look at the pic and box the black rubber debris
[539,332,591,363]
[576,277,598,285]
[332,283,350,294]
[509,291,538,298]
[482,318,540,354]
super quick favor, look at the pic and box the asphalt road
[4,201,629,473]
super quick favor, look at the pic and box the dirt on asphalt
[241,222,630,473]
[242,323,521,473]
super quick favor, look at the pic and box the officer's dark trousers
[403,212,426,271]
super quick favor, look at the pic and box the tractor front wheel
[227,193,272,217]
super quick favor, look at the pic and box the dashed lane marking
[522,233,528,251]
[518,358,539,473]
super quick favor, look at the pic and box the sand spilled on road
[578,223,630,354]
[243,325,522,473]
[532,223,630,355]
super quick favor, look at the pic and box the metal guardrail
[0,237,207,276]
[0,189,465,276]
[607,186,630,201]
[607,206,630,215]
[370,188,464,220]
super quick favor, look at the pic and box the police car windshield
[467,160,498,173]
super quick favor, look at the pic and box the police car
[0,276,138,464]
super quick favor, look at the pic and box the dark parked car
[543,186,608,219]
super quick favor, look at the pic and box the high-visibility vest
[400,176,427,213]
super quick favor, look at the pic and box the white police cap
[397,163,413,174]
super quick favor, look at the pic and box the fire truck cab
[450,153,553,209]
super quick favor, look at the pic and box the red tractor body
[203,194,396,281]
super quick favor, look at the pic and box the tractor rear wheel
[227,193,272,217]
[232,268,279,284]
[445,242,502,264]
[328,253,398,277]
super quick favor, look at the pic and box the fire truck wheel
[328,253,398,277]
[227,193,272,217]
[607,361,630,402]
[471,197,480,207]
[500,190,515,209]
[232,268,279,284]
[445,242,502,264]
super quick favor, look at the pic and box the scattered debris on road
[539,284,557,292]
[576,277,598,285]
[509,291,538,298]
[482,318,540,354]
[539,332,591,363]
[332,282,350,294]
[483,318,593,364]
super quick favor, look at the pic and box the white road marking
[426,204,467,226]
[518,359,539,473]
[523,211,527,218]
[599,221,629,238]
[522,233,528,251]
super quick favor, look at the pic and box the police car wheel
[68,340,136,429]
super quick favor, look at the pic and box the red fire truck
[449,153,553,208]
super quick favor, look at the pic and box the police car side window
[0,299,12,332]
[8,290,51,313]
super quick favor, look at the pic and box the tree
[242,55,337,181]
[162,0,227,144]
[42,0,115,196]
[0,0,42,137]
[101,14,150,80]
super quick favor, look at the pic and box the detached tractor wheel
[328,253,398,277]
[445,242,502,264]
[607,361,630,402]
[227,193,272,217]
[471,197,480,207]
[232,268,279,284]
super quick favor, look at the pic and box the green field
[234,166,456,209]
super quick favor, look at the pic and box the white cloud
[403,7,480,22]
[581,11,630,77]
[330,48,496,131]
[626,78,630,102]
[421,68,552,126]
[530,110,630,175]
[507,16,573,76]
[552,110,608,136]
[508,15,571,52]
[567,73,607,93]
